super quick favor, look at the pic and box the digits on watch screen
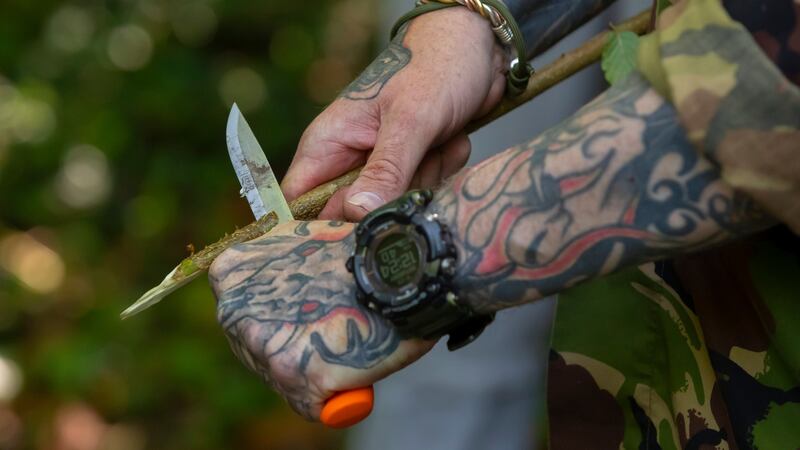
[375,233,420,287]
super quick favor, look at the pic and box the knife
[226,104,374,429]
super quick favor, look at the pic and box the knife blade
[226,103,292,223]
[225,104,374,429]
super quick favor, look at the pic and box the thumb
[344,112,437,221]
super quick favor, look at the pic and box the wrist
[427,173,495,315]
[408,5,494,47]
[406,6,510,89]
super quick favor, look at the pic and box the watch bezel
[347,190,494,350]
[349,191,454,319]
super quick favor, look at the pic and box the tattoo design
[340,25,411,100]
[210,221,399,418]
[431,74,771,313]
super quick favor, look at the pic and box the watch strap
[391,294,494,350]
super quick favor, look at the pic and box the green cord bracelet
[390,0,533,97]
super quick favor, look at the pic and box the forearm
[430,73,773,314]
[504,0,618,58]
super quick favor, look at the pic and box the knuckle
[269,354,297,382]
[207,246,239,285]
[225,333,263,374]
[388,105,423,131]
[362,156,407,190]
[299,110,338,147]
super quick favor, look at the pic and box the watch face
[375,233,420,287]
[365,225,427,301]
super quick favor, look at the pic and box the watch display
[371,230,424,288]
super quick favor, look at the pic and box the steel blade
[226,103,293,222]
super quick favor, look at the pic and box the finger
[344,109,438,221]
[415,147,443,189]
[317,187,351,220]
[413,132,471,189]
[409,169,422,190]
[282,104,377,202]
[282,140,367,203]
[282,148,365,203]
[439,132,471,179]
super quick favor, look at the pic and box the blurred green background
[0,0,377,448]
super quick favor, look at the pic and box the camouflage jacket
[547,1,800,449]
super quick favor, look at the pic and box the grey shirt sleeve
[503,0,619,58]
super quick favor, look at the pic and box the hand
[281,7,508,221]
[208,220,434,420]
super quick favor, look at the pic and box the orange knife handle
[320,385,374,428]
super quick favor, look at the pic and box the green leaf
[601,31,641,85]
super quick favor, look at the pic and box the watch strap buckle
[445,313,495,351]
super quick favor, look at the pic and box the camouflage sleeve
[637,0,800,232]
[724,0,800,85]
[503,0,618,58]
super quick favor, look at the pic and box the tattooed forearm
[340,25,411,100]
[430,73,773,313]
[504,0,617,58]
[209,221,400,418]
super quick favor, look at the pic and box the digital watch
[346,189,494,351]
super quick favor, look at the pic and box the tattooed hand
[209,220,434,420]
[281,7,508,221]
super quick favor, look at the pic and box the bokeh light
[306,58,351,104]
[107,25,154,71]
[0,79,56,146]
[52,403,106,450]
[324,0,374,67]
[138,0,166,23]
[0,355,23,403]
[218,66,267,112]
[0,232,65,294]
[54,145,112,210]
[45,5,95,53]
[171,1,218,47]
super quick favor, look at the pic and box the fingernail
[347,191,384,213]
